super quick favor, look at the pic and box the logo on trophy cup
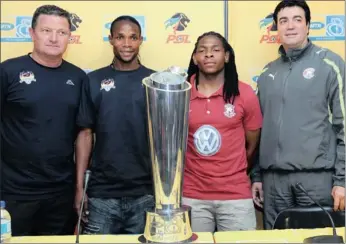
[139,66,197,243]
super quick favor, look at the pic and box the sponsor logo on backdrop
[309,15,344,41]
[252,75,259,84]
[69,13,82,44]
[1,13,82,44]
[251,75,259,93]
[259,13,345,43]
[1,16,32,42]
[103,15,146,41]
[259,13,279,44]
[249,68,262,93]
[165,13,191,44]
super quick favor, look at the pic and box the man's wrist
[251,174,262,184]
[333,180,345,188]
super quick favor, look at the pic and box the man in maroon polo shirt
[182,31,263,232]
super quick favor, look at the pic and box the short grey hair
[32,5,72,30]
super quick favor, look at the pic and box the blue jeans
[82,195,155,234]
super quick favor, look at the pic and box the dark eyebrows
[279,15,303,22]
[113,32,139,37]
[197,44,221,49]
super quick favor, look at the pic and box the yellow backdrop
[0,1,224,72]
[1,1,345,90]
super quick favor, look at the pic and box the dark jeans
[82,194,155,234]
[5,194,76,236]
[263,170,334,229]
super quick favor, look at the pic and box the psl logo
[165,13,191,44]
[69,13,82,44]
[259,13,280,44]
[193,125,221,156]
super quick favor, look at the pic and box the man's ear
[29,27,35,41]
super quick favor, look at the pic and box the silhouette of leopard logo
[165,13,190,34]
[69,13,82,32]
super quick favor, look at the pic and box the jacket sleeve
[250,147,262,183]
[250,66,268,184]
[325,55,345,187]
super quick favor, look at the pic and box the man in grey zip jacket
[251,0,345,229]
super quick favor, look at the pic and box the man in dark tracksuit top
[251,0,345,229]
[75,16,155,234]
[0,5,87,236]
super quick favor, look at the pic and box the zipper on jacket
[277,57,292,163]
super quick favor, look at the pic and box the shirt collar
[278,39,312,61]
[190,74,223,100]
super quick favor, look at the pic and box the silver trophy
[139,66,197,243]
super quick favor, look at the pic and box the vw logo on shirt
[193,125,221,156]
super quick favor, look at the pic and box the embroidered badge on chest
[224,103,236,118]
[19,71,36,85]
[100,78,115,91]
[303,68,315,79]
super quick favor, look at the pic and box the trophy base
[140,205,197,243]
[138,233,198,243]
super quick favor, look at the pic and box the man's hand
[75,188,89,223]
[331,186,345,211]
[252,182,264,208]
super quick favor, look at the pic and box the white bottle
[0,201,11,243]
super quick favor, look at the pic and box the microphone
[75,170,91,244]
[296,183,344,243]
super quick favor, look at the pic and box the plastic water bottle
[0,201,11,243]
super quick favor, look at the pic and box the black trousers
[262,170,334,229]
[5,193,77,236]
